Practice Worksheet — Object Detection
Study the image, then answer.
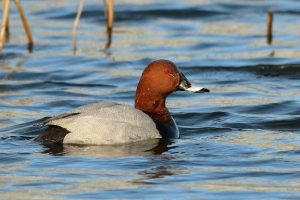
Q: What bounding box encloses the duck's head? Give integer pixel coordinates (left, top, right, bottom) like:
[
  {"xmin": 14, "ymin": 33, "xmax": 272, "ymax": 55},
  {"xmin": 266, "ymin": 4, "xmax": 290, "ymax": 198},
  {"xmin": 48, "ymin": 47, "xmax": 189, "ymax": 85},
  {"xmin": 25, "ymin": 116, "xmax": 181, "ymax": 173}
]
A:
[{"xmin": 135, "ymin": 60, "xmax": 209, "ymax": 99}]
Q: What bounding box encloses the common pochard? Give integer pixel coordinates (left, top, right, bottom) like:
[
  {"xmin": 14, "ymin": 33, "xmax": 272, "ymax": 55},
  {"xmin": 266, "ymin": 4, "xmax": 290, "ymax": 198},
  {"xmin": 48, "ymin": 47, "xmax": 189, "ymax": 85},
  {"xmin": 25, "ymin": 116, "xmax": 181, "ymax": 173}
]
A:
[{"xmin": 35, "ymin": 60, "xmax": 209, "ymax": 145}]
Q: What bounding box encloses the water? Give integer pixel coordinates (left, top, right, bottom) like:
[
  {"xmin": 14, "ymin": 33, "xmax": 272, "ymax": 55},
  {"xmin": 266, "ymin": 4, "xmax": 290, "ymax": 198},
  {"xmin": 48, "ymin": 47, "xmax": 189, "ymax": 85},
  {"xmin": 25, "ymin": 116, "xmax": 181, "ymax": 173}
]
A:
[{"xmin": 1, "ymin": 0, "xmax": 300, "ymax": 199}]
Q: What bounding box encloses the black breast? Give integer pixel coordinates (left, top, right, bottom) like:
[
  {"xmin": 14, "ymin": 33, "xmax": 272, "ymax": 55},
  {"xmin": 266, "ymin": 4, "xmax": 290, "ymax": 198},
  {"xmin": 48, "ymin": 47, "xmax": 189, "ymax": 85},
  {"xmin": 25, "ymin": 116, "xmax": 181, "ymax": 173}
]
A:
[{"xmin": 155, "ymin": 117, "xmax": 179, "ymax": 139}]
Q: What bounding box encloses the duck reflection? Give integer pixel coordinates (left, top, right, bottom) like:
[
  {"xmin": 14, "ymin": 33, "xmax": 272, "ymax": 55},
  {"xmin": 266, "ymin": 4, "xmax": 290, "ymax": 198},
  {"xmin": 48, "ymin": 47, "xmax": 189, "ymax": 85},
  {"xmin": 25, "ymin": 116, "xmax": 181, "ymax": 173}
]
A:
[
  {"xmin": 138, "ymin": 166, "xmax": 174, "ymax": 179},
  {"xmin": 133, "ymin": 163, "xmax": 185, "ymax": 185},
  {"xmin": 41, "ymin": 138, "xmax": 172, "ymax": 157}
]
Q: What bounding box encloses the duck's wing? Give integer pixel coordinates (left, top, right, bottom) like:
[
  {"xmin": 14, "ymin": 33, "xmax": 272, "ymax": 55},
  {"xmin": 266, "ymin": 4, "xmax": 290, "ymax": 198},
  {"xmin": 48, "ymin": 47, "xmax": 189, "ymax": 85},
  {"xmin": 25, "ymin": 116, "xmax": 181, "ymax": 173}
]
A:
[
  {"xmin": 39, "ymin": 102, "xmax": 120, "ymax": 126},
  {"xmin": 36, "ymin": 102, "xmax": 161, "ymax": 145},
  {"xmin": 41, "ymin": 112, "xmax": 80, "ymax": 125}
]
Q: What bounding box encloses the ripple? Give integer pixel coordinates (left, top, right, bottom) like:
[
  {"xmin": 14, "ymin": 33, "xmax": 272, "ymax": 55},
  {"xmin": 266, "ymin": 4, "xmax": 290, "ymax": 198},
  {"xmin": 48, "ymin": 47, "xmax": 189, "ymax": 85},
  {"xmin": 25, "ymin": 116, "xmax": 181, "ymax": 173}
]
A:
[{"xmin": 258, "ymin": 117, "xmax": 300, "ymax": 130}]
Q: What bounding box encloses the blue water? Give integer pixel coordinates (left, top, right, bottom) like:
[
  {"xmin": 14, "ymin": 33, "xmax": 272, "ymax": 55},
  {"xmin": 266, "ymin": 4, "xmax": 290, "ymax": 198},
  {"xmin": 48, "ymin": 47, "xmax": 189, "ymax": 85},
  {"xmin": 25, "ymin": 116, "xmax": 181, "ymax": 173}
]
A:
[{"xmin": 1, "ymin": 0, "xmax": 300, "ymax": 199}]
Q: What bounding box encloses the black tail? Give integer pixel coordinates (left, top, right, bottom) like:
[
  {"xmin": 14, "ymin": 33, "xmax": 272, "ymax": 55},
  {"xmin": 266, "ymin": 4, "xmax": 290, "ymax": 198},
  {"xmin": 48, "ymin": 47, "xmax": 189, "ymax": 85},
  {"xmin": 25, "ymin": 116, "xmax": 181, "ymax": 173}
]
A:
[{"xmin": 34, "ymin": 125, "xmax": 70, "ymax": 145}]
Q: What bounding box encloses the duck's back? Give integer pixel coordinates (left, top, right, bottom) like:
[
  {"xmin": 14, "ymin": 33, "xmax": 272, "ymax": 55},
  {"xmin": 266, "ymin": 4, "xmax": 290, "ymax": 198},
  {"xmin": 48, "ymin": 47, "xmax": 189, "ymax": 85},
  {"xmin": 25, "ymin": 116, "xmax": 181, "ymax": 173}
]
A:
[{"xmin": 37, "ymin": 102, "xmax": 161, "ymax": 145}]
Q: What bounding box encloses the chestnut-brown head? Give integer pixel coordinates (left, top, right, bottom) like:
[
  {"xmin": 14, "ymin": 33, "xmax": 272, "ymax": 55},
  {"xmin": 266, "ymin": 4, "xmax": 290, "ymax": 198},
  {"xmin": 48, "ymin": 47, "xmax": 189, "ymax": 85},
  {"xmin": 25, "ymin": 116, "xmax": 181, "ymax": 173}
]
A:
[
  {"xmin": 134, "ymin": 60, "xmax": 209, "ymax": 116},
  {"xmin": 137, "ymin": 60, "xmax": 181, "ymax": 97}
]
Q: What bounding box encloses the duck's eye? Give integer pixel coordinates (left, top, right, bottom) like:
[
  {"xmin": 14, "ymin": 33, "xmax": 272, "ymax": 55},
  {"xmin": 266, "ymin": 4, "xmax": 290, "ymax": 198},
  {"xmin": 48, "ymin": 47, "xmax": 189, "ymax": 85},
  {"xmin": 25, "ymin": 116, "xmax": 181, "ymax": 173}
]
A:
[{"xmin": 163, "ymin": 68, "xmax": 172, "ymax": 74}]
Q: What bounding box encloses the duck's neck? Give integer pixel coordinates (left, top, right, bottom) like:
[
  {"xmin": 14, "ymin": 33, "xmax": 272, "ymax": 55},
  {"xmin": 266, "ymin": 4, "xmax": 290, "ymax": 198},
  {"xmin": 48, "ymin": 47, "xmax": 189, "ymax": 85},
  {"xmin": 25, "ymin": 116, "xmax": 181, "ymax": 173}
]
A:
[{"xmin": 135, "ymin": 86, "xmax": 171, "ymax": 124}]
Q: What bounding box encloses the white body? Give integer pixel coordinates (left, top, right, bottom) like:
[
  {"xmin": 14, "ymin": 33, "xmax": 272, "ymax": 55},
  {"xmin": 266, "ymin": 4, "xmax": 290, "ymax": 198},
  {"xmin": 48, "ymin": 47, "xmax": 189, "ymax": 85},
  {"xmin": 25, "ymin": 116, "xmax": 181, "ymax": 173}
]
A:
[{"xmin": 45, "ymin": 102, "xmax": 161, "ymax": 145}]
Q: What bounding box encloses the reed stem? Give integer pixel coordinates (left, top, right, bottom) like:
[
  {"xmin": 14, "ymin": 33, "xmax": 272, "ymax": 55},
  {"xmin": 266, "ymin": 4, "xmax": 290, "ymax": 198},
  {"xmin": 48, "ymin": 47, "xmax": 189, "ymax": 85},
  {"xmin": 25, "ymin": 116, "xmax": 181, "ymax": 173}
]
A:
[
  {"xmin": 14, "ymin": 0, "xmax": 34, "ymax": 51},
  {"xmin": 72, "ymin": 0, "xmax": 85, "ymax": 53},
  {"xmin": 2, "ymin": 0, "xmax": 10, "ymax": 42},
  {"xmin": 105, "ymin": 0, "xmax": 114, "ymax": 48},
  {"xmin": 0, "ymin": 0, "xmax": 10, "ymax": 52},
  {"xmin": 267, "ymin": 10, "xmax": 273, "ymax": 45}
]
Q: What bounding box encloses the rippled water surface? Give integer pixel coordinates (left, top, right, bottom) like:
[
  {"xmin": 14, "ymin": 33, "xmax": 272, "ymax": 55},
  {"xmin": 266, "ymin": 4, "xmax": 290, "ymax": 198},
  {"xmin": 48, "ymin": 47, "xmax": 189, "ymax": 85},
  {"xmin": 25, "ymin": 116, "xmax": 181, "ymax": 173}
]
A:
[{"xmin": 1, "ymin": 0, "xmax": 300, "ymax": 199}]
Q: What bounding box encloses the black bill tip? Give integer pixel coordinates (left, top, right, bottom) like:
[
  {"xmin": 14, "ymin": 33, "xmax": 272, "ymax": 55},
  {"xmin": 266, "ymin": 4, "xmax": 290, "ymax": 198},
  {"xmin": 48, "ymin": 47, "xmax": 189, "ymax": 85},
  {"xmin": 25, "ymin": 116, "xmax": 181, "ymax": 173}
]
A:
[
  {"xmin": 195, "ymin": 88, "xmax": 210, "ymax": 93},
  {"xmin": 176, "ymin": 72, "xmax": 210, "ymax": 94}
]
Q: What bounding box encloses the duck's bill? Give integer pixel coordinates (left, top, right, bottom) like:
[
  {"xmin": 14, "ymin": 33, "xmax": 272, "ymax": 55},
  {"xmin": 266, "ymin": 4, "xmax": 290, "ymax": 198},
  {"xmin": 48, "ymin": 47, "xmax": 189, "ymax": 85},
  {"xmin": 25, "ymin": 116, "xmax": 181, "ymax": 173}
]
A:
[
  {"xmin": 177, "ymin": 84, "xmax": 210, "ymax": 93},
  {"xmin": 176, "ymin": 72, "xmax": 210, "ymax": 93},
  {"xmin": 184, "ymin": 86, "xmax": 210, "ymax": 93}
]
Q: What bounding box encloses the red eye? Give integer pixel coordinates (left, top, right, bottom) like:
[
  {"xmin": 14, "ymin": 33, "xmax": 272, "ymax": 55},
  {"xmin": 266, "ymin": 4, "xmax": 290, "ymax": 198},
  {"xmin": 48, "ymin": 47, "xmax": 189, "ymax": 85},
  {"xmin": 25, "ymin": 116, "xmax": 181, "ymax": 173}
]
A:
[{"xmin": 163, "ymin": 68, "xmax": 171, "ymax": 74}]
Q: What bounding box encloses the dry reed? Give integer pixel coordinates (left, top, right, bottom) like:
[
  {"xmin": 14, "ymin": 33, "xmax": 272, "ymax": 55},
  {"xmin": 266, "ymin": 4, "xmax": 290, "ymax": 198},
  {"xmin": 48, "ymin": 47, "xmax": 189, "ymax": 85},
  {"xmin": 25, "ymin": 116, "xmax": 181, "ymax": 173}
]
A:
[{"xmin": 267, "ymin": 10, "xmax": 273, "ymax": 45}]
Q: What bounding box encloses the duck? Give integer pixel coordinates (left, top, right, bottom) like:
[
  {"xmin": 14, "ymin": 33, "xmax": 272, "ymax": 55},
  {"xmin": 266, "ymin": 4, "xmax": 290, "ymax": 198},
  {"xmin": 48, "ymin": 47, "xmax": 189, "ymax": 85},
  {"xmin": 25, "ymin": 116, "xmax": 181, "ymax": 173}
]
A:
[{"xmin": 34, "ymin": 60, "xmax": 209, "ymax": 145}]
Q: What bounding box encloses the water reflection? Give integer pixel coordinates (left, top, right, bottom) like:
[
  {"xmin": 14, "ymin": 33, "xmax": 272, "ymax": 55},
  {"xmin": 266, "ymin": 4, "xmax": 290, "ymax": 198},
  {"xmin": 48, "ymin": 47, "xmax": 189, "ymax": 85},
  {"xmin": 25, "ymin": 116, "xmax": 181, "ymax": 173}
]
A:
[
  {"xmin": 40, "ymin": 138, "xmax": 171, "ymax": 157},
  {"xmin": 134, "ymin": 166, "xmax": 176, "ymax": 185},
  {"xmin": 139, "ymin": 166, "xmax": 174, "ymax": 179},
  {"xmin": 133, "ymin": 155, "xmax": 187, "ymax": 185}
]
